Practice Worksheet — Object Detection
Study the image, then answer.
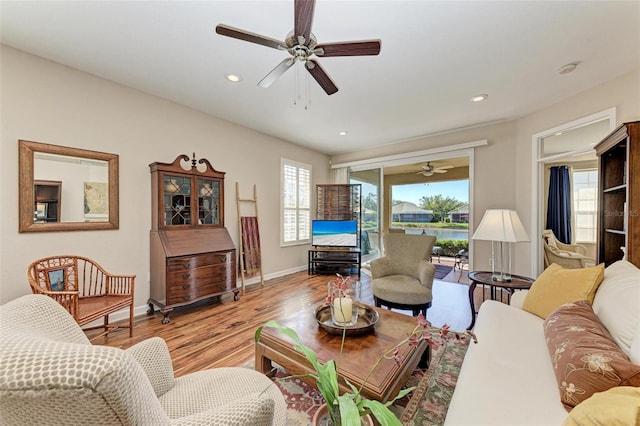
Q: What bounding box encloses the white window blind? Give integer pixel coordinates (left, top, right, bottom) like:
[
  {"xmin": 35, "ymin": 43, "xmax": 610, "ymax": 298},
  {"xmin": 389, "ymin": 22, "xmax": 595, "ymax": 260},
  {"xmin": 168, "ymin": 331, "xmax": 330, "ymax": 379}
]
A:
[
  {"xmin": 281, "ymin": 159, "xmax": 311, "ymax": 245},
  {"xmin": 573, "ymin": 169, "xmax": 598, "ymax": 243}
]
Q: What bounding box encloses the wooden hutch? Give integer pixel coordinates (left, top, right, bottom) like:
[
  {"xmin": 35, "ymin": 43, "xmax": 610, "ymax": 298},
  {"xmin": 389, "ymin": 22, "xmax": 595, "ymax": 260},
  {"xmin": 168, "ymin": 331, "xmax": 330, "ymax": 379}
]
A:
[
  {"xmin": 595, "ymin": 121, "xmax": 639, "ymax": 268},
  {"xmin": 148, "ymin": 154, "xmax": 237, "ymax": 324}
]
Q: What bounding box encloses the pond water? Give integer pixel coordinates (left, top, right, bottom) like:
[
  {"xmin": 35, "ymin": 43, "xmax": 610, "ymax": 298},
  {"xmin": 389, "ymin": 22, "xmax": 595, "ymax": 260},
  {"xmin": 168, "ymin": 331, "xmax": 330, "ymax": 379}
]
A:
[{"xmin": 405, "ymin": 228, "xmax": 469, "ymax": 241}]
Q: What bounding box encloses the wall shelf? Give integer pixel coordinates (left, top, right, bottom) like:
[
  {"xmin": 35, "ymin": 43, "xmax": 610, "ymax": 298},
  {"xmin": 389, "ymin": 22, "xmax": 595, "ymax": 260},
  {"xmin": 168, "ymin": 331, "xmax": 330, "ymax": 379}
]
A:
[{"xmin": 595, "ymin": 121, "xmax": 639, "ymax": 267}]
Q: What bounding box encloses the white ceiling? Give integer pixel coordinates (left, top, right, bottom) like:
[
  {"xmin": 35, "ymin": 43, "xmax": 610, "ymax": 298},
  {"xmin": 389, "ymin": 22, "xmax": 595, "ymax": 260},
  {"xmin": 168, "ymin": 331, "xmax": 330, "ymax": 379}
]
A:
[{"xmin": 1, "ymin": 1, "xmax": 639, "ymax": 155}]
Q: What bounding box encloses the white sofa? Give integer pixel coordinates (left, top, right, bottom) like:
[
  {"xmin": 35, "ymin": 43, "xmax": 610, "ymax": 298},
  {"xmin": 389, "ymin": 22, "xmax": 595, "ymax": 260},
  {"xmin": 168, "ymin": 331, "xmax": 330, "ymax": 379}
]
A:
[{"xmin": 445, "ymin": 260, "xmax": 640, "ymax": 425}]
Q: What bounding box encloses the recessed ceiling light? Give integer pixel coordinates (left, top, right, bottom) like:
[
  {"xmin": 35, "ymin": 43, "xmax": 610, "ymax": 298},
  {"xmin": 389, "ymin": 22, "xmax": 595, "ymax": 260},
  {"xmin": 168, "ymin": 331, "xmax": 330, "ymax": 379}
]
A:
[
  {"xmin": 470, "ymin": 94, "xmax": 488, "ymax": 102},
  {"xmin": 225, "ymin": 74, "xmax": 242, "ymax": 83},
  {"xmin": 338, "ymin": 131, "xmax": 348, "ymax": 136},
  {"xmin": 558, "ymin": 62, "xmax": 580, "ymax": 75}
]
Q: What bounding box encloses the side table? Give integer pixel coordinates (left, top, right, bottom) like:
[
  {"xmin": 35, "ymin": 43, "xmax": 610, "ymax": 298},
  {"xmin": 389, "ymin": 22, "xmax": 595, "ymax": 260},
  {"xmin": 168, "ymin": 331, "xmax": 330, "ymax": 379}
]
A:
[{"xmin": 467, "ymin": 271, "xmax": 535, "ymax": 330}]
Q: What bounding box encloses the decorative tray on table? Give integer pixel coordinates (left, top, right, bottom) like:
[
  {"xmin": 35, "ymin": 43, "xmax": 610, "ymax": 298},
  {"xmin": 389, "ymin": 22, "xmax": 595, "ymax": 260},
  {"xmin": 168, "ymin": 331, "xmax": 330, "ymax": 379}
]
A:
[{"xmin": 315, "ymin": 304, "xmax": 379, "ymax": 336}]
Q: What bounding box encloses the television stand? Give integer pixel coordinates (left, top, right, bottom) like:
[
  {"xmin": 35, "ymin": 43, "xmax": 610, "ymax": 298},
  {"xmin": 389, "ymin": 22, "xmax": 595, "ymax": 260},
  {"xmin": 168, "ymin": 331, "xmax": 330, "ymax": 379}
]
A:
[{"xmin": 308, "ymin": 248, "xmax": 361, "ymax": 276}]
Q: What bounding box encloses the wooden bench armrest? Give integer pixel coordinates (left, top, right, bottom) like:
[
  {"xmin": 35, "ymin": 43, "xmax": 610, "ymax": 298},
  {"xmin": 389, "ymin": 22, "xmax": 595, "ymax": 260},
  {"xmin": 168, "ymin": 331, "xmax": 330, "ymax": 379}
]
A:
[{"xmin": 106, "ymin": 274, "xmax": 136, "ymax": 296}]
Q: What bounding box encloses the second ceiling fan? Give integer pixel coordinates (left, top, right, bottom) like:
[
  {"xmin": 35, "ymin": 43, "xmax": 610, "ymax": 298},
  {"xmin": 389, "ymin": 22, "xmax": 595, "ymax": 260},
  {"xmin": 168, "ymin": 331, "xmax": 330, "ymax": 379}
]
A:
[
  {"xmin": 215, "ymin": 0, "xmax": 381, "ymax": 95},
  {"xmin": 417, "ymin": 162, "xmax": 454, "ymax": 177}
]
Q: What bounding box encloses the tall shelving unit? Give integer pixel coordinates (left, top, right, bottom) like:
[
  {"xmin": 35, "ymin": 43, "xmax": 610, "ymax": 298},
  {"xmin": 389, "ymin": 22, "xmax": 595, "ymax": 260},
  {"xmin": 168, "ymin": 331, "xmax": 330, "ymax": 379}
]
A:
[
  {"xmin": 310, "ymin": 184, "xmax": 362, "ymax": 275},
  {"xmin": 595, "ymin": 121, "xmax": 639, "ymax": 268}
]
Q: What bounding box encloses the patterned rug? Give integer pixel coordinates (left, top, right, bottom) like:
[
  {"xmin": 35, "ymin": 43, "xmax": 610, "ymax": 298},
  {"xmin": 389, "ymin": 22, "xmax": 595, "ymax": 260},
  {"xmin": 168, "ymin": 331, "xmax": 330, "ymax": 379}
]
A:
[{"xmin": 265, "ymin": 333, "xmax": 471, "ymax": 425}]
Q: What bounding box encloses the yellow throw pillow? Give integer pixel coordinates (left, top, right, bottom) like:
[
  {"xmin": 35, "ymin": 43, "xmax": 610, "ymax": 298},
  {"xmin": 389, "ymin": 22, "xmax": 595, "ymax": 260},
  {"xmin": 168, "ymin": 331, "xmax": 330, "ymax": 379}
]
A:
[
  {"xmin": 562, "ymin": 387, "xmax": 640, "ymax": 426},
  {"xmin": 523, "ymin": 263, "xmax": 604, "ymax": 319}
]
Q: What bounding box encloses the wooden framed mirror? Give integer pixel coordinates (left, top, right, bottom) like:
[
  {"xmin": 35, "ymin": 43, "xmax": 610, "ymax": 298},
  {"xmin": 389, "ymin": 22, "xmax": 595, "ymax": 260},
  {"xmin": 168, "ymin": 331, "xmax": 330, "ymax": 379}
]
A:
[{"xmin": 19, "ymin": 140, "xmax": 119, "ymax": 232}]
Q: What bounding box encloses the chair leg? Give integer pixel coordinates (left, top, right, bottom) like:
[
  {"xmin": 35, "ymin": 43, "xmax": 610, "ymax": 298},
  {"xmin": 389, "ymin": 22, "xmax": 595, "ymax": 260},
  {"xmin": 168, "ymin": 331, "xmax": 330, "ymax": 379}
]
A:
[{"xmin": 128, "ymin": 304, "xmax": 134, "ymax": 337}]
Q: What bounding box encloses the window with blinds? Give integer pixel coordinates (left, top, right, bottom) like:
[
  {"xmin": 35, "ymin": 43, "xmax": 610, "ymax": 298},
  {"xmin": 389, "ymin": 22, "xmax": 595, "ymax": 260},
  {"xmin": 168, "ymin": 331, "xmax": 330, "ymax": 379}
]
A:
[
  {"xmin": 281, "ymin": 158, "xmax": 311, "ymax": 245},
  {"xmin": 573, "ymin": 169, "xmax": 598, "ymax": 243}
]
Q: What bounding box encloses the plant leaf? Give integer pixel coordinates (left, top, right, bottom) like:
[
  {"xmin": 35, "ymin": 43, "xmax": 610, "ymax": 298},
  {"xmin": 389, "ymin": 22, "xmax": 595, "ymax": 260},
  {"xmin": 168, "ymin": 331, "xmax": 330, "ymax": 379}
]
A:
[
  {"xmin": 337, "ymin": 394, "xmax": 361, "ymax": 426},
  {"xmin": 385, "ymin": 386, "xmax": 416, "ymax": 405},
  {"xmin": 361, "ymin": 399, "xmax": 403, "ymax": 426}
]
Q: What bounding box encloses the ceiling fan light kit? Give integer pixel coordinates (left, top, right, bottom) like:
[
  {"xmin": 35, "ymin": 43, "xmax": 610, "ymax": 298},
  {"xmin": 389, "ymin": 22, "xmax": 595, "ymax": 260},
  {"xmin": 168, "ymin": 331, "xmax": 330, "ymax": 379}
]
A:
[{"xmin": 215, "ymin": 0, "xmax": 381, "ymax": 95}]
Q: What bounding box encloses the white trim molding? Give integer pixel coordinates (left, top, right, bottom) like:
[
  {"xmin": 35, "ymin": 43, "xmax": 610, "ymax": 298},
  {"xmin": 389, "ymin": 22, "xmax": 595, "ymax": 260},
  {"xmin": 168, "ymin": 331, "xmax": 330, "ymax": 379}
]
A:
[{"xmin": 331, "ymin": 139, "xmax": 488, "ymax": 170}]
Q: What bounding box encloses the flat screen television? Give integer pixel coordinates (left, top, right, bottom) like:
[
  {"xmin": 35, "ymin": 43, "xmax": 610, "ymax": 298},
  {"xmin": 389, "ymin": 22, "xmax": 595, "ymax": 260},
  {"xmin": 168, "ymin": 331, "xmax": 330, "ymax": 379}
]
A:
[{"xmin": 311, "ymin": 219, "xmax": 358, "ymax": 247}]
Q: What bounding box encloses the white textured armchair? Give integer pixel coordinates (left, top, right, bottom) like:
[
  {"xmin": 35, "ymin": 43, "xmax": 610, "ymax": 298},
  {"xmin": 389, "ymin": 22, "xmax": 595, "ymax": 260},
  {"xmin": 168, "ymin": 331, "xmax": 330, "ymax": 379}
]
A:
[
  {"xmin": 370, "ymin": 233, "xmax": 436, "ymax": 316},
  {"xmin": 542, "ymin": 229, "xmax": 595, "ymax": 269},
  {"xmin": 0, "ymin": 294, "xmax": 286, "ymax": 425}
]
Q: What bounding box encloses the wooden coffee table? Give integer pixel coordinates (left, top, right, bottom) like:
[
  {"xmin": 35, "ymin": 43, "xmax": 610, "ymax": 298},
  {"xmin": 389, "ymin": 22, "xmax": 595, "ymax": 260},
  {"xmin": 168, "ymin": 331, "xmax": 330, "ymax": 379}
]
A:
[{"xmin": 255, "ymin": 304, "xmax": 429, "ymax": 402}]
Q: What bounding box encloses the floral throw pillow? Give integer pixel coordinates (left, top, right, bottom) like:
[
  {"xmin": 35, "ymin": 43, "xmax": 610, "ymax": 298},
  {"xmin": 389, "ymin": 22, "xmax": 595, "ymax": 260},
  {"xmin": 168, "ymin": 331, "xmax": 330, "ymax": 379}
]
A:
[{"xmin": 543, "ymin": 300, "xmax": 640, "ymax": 411}]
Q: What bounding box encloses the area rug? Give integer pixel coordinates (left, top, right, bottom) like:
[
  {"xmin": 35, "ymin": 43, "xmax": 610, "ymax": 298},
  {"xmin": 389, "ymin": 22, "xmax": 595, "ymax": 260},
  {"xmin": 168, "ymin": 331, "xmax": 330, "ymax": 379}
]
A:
[
  {"xmin": 433, "ymin": 264, "xmax": 453, "ymax": 280},
  {"xmin": 260, "ymin": 332, "xmax": 470, "ymax": 425}
]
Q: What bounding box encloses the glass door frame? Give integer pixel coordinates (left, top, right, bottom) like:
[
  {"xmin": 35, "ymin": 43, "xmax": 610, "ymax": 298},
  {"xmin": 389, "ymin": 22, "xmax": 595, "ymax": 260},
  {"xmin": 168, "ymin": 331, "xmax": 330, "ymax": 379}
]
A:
[{"xmin": 349, "ymin": 166, "xmax": 383, "ymax": 264}]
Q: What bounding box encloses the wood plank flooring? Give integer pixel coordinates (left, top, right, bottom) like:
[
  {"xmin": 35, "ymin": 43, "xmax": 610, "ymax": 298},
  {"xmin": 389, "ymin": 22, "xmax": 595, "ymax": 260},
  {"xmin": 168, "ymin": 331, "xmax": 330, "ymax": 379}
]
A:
[{"xmin": 92, "ymin": 272, "xmax": 472, "ymax": 377}]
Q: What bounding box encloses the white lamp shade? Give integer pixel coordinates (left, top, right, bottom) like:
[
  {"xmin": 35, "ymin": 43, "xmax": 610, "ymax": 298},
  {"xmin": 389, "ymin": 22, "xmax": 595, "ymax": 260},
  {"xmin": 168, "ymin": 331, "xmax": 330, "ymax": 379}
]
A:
[{"xmin": 472, "ymin": 209, "xmax": 530, "ymax": 242}]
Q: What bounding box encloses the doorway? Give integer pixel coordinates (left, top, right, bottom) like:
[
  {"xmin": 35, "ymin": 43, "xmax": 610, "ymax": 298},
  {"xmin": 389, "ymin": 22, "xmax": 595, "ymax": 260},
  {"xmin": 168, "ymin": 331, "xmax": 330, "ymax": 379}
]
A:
[{"xmin": 531, "ymin": 108, "xmax": 616, "ymax": 275}]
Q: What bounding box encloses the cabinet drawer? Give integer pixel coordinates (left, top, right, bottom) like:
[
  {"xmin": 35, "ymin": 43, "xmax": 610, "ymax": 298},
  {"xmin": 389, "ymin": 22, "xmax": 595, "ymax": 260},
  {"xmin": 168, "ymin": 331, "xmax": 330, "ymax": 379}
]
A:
[
  {"xmin": 167, "ymin": 251, "xmax": 234, "ymax": 271},
  {"xmin": 167, "ymin": 281, "xmax": 232, "ymax": 305},
  {"xmin": 167, "ymin": 263, "xmax": 231, "ymax": 285}
]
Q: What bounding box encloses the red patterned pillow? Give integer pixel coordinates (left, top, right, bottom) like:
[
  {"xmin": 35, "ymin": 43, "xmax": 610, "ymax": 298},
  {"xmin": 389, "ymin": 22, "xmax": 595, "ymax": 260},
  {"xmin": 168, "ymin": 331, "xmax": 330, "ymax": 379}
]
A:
[{"xmin": 543, "ymin": 300, "xmax": 640, "ymax": 411}]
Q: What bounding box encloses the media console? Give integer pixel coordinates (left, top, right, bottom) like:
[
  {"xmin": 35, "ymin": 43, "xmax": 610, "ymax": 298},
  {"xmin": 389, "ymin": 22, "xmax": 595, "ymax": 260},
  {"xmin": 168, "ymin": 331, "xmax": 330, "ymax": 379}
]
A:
[{"xmin": 308, "ymin": 248, "xmax": 361, "ymax": 276}]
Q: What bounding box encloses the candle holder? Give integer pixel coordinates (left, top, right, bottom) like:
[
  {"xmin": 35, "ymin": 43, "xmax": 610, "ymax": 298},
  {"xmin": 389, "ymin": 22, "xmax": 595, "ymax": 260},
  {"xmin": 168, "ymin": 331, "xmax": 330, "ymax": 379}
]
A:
[{"xmin": 327, "ymin": 277, "xmax": 361, "ymax": 327}]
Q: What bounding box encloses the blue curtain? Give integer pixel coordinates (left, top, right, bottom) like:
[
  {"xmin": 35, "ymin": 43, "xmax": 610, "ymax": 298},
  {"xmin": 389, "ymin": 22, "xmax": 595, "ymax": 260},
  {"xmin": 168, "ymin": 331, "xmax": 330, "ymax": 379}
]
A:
[{"xmin": 546, "ymin": 166, "xmax": 572, "ymax": 244}]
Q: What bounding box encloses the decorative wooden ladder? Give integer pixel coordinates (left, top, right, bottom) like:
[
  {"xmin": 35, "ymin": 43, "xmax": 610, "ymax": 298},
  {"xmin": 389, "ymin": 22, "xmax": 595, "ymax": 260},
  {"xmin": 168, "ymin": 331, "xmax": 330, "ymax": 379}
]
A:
[{"xmin": 236, "ymin": 182, "xmax": 264, "ymax": 293}]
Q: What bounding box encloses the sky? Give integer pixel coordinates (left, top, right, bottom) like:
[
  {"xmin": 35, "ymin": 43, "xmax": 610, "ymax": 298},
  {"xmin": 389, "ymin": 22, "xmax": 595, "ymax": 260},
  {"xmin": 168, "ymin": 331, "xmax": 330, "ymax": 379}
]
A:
[{"xmin": 361, "ymin": 179, "xmax": 469, "ymax": 206}]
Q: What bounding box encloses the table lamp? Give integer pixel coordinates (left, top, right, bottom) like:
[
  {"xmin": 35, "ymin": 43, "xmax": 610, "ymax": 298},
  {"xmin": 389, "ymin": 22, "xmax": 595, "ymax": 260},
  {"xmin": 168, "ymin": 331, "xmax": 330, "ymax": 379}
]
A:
[{"xmin": 472, "ymin": 209, "xmax": 529, "ymax": 282}]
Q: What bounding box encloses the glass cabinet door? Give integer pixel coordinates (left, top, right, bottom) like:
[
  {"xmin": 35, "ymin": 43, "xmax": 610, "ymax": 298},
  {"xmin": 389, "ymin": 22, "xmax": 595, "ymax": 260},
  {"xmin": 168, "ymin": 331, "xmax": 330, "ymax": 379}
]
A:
[
  {"xmin": 197, "ymin": 178, "xmax": 220, "ymax": 225},
  {"xmin": 163, "ymin": 174, "xmax": 192, "ymax": 226}
]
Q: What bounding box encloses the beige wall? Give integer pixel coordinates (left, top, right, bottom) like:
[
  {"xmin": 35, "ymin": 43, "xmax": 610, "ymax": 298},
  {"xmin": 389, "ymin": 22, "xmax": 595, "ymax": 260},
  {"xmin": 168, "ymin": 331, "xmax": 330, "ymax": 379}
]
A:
[
  {"xmin": 0, "ymin": 45, "xmax": 330, "ymax": 308},
  {"xmin": 332, "ymin": 70, "xmax": 640, "ymax": 277}
]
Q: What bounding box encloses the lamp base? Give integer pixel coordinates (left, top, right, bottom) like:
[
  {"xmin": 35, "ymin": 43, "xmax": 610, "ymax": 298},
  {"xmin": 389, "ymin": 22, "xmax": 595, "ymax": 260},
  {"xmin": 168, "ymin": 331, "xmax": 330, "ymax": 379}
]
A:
[{"xmin": 492, "ymin": 273, "xmax": 512, "ymax": 282}]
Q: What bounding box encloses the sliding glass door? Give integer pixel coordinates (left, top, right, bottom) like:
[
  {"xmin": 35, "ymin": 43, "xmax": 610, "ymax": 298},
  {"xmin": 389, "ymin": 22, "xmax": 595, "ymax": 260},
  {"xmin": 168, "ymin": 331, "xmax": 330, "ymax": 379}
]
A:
[{"xmin": 349, "ymin": 168, "xmax": 382, "ymax": 264}]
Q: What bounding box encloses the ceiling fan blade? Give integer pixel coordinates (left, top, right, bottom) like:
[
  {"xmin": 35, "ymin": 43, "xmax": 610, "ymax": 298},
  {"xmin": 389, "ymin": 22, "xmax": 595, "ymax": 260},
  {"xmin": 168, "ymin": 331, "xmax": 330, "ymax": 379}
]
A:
[
  {"xmin": 258, "ymin": 58, "xmax": 295, "ymax": 88},
  {"xmin": 315, "ymin": 40, "xmax": 381, "ymax": 57},
  {"xmin": 294, "ymin": 0, "xmax": 315, "ymax": 46},
  {"xmin": 216, "ymin": 24, "xmax": 287, "ymax": 50},
  {"xmin": 433, "ymin": 170, "xmax": 449, "ymax": 174},
  {"xmin": 305, "ymin": 59, "xmax": 338, "ymax": 95},
  {"xmin": 438, "ymin": 165, "xmax": 454, "ymax": 170}
]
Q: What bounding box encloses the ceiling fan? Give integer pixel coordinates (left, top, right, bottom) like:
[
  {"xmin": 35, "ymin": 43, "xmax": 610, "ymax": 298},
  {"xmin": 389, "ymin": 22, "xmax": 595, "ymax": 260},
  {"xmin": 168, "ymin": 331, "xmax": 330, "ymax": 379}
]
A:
[
  {"xmin": 416, "ymin": 162, "xmax": 454, "ymax": 177},
  {"xmin": 215, "ymin": 0, "xmax": 381, "ymax": 95}
]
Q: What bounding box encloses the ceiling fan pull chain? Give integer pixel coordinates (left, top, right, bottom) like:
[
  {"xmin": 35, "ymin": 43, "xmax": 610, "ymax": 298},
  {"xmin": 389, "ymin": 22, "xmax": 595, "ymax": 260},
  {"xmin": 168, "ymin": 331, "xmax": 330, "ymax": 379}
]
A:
[
  {"xmin": 293, "ymin": 61, "xmax": 300, "ymax": 105},
  {"xmin": 305, "ymin": 70, "xmax": 311, "ymax": 110}
]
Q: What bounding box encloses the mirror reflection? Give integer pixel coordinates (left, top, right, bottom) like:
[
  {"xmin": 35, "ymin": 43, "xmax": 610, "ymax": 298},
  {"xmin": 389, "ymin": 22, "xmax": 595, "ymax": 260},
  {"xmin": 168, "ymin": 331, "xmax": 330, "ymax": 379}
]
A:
[
  {"xmin": 34, "ymin": 153, "xmax": 109, "ymax": 223},
  {"xmin": 19, "ymin": 140, "xmax": 119, "ymax": 233}
]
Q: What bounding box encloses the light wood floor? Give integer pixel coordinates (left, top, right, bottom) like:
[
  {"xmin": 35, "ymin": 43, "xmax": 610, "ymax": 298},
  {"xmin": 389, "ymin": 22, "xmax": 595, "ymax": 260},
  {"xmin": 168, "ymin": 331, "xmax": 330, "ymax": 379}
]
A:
[{"xmin": 92, "ymin": 271, "xmax": 472, "ymax": 377}]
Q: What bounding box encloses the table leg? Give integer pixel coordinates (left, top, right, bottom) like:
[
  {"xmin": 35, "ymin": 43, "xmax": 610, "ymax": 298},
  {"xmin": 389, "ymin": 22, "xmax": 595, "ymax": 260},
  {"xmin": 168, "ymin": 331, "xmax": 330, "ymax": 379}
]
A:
[
  {"xmin": 467, "ymin": 281, "xmax": 477, "ymax": 330},
  {"xmin": 254, "ymin": 342, "xmax": 277, "ymax": 377}
]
